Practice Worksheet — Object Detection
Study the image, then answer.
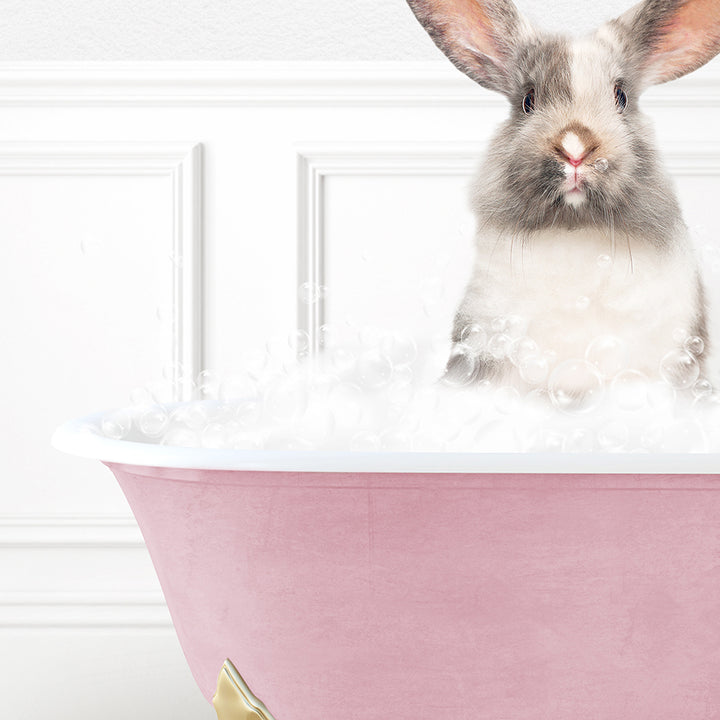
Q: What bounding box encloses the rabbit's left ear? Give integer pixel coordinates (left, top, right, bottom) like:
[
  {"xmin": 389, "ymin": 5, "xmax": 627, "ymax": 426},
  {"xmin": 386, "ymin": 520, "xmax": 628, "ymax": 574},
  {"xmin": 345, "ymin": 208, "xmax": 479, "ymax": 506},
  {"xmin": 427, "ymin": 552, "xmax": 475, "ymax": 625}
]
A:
[
  {"xmin": 405, "ymin": 0, "xmax": 531, "ymax": 96},
  {"xmin": 612, "ymin": 0, "xmax": 720, "ymax": 85}
]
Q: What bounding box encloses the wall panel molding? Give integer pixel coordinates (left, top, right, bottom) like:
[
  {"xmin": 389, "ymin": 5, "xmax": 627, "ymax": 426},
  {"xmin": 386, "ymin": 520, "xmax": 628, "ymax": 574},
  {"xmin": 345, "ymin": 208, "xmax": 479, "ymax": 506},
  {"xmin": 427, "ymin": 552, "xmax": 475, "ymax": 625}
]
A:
[
  {"xmin": 0, "ymin": 61, "xmax": 719, "ymax": 107},
  {"xmin": 0, "ymin": 142, "xmax": 203, "ymax": 399}
]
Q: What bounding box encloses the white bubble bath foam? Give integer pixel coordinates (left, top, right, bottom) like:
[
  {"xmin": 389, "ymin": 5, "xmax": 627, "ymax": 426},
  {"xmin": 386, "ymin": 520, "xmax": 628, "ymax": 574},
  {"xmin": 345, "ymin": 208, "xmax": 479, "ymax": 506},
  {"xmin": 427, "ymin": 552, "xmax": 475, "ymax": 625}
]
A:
[{"xmin": 92, "ymin": 314, "xmax": 720, "ymax": 456}]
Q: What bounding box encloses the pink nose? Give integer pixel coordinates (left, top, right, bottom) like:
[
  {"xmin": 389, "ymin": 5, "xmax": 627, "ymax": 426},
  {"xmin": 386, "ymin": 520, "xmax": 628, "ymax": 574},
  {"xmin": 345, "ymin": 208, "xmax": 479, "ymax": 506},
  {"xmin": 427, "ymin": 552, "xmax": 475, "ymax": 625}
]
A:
[{"xmin": 565, "ymin": 154, "xmax": 585, "ymax": 167}]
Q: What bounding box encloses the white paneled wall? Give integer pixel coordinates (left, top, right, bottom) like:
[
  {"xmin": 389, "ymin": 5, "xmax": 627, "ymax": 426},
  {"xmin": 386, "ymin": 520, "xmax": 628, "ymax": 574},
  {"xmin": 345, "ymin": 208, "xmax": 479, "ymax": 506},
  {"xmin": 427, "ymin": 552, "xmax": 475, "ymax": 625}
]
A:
[{"xmin": 2, "ymin": 62, "xmax": 720, "ymax": 719}]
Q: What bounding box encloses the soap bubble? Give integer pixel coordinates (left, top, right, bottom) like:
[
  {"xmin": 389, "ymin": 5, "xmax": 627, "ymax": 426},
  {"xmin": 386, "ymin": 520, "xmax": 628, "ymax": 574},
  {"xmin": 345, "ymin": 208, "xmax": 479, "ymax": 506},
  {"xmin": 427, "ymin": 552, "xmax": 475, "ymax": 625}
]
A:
[
  {"xmin": 525, "ymin": 428, "xmax": 565, "ymax": 452},
  {"xmin": 597, "ymin": 420, "xmax": 629, "ymax": 451},
  {"xmin": 379, "ymin": 333, "xmax": 417, "ymax": 367},
  {"xmin": 594, "ymin": 157, "xmax": 609, "ymax": 173},
  {"xmin": 201, "ymin": 422, "xmax": 229, "ymax": 449},
  {"xmin": 509, "ymin": 337, "xmax": 538, "ymax": 366},
  {"xmin": 692, "ymin": 378, "xmax": 713, "ymax": 400},
  {"xmin": 101, "ymin": 409, "xmax": 133, "ymax": 440},
  {"xmin": 350, "ymin": 431, "xmax": 381, "ymax": 452},
  {"xmin": 491, "ymin": 316, "xmax": 507, "ymax": 333},
  {"xmin": 196, "ymin": 370, "xmax": 221, "ymax": 400},
  {"xmin": 329, "ymin": 347, "xmax": 356, "ymax": 375},
  {"xmin": 519, "ymin": 353, "xmax": 550, "ymax": 386},
  {"xmin": 460, "ymin": 323, "xmax": 487, "ymax": 353},
  {"xmin": 575, "ymin": 295, "xmax": 590, "ymax": 312},
  {"xmin": 672, "ymin": 327, "xmax": 689, "ymax": 344},
  {"xmin": 161, "ymin": 427, "xmax": 199, "ymax": 448},
  {"xmin": 566, "ymin": 427, "xmax": 594, "ymax": 453},
  {"xmin": 357, "ymin": 350, "xmax": 393, "ymax": 389},
  {"xmin": 233, "ymin": 399, "xmax": 262, "ymax": 430},
  {"xmin": 488, "ymin": 333, "xmax": 512, "ymax": 360},
  {"xmin": 290, "ymin": 329, "xmax": 311, "ymax": 357},
  {"xmin": 548, "ymin": 359, "xmax": 604, "ymax": 414},
  {"xmin": 659, "ymin": 349, "xmax": 700, "ymax": 390},
  {"xmin": 442, "ymin": 344, "xmax": 478, "ymax": 387},
  {"xmin": 585, "ymin": 335, "xmax": 628, "ymax": 378},
  {"xmin": 137, "ymin": 404, "xmax": 170, "ymax": 438},
  {"xmin": 597, "ymin": 254, "xmax": 612, "ymax": 269},
  {"xmin": 684, "ymin": 335, "xmax": 705, "ymax": 357},
  {"xmin": 298, "ymin": 281, "xmax": 327, "ymax": 304}
]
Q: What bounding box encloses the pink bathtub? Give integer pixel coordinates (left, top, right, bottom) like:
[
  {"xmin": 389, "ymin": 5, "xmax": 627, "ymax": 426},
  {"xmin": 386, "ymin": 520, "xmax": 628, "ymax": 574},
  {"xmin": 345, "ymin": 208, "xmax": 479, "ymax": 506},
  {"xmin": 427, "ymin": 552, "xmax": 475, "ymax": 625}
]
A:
[{"xmin": 53, "ymin": 414, "xmax": 720, "ymax": 719}]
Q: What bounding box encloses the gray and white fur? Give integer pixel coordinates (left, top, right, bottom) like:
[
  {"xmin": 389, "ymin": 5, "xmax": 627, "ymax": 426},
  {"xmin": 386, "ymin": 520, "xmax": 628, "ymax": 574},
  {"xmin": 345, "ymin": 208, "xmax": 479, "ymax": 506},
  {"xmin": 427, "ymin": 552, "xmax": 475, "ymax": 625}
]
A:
[{"xmin": 405, "ymin": 0, "xmax": 720, "ymax": 389}]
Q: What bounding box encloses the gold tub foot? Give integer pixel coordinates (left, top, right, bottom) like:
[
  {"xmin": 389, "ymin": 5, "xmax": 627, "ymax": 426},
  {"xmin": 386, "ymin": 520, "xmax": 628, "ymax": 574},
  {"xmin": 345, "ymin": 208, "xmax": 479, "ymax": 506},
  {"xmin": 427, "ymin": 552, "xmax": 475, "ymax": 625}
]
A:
[{"xmin": 212, "ymin": 659, "xmax": 277, "ymax": 720}]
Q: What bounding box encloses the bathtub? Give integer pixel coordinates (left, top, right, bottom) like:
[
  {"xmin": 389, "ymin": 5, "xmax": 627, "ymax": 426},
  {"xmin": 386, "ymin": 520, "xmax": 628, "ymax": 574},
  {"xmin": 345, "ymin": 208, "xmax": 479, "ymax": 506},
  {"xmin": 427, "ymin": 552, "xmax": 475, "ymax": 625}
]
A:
[{"xmin": 53, "ymin": 411, "xmax": 720, "ymax": 719}]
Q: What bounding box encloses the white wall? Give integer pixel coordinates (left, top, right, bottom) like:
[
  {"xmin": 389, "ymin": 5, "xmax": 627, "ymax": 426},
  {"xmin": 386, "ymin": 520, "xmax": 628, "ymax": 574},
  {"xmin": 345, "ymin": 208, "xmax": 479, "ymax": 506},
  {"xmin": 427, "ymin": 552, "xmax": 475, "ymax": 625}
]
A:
[
  {"xmin": 1, "ymin": 60, "xmax": 720, "ymax": 720},
  {"xmin": 1, "ymin": 0, "xmax": 634, "ymax": 61}
]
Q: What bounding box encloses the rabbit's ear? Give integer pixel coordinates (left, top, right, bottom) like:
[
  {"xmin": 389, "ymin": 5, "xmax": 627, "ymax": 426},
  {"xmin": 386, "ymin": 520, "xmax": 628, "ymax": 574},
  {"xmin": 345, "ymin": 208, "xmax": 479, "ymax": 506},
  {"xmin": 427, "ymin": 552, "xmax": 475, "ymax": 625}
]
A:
[
  {"xmin": 406, "ymin": 0, "xmax": 530, "ymax": 95},
  {"xmin": 612, "ymin": 0, "xmax": 720, "ymax": 85}
]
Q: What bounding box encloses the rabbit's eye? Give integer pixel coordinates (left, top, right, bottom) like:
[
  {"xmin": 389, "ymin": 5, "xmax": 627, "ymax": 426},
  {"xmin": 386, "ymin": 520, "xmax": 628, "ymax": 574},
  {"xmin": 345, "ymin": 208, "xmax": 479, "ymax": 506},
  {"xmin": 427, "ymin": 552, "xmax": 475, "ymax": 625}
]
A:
[
  {"xmin": 522, "ymin": 88, "xmax": 535, "ymax": 114},
  {"xmin": 614, "ymin": 84, "xmax": 628, "ymax": 112}
]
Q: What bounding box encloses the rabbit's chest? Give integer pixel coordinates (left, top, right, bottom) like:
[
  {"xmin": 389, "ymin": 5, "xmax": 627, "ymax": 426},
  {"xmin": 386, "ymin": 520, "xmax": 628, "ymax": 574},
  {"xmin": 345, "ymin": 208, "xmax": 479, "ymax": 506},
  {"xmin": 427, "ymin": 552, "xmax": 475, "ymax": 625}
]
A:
[{"xmin": 469, "ymin": 230, "xmax": 698, "ymax": 370}]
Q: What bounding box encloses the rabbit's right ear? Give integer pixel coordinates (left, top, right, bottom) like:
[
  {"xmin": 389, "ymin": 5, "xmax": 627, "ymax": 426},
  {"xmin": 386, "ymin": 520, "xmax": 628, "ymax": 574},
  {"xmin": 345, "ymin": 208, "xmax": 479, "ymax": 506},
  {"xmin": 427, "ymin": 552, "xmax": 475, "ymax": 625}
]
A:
[{"xmin": 405, "ymin": 0, "xmax": 530, "ymax": 96}]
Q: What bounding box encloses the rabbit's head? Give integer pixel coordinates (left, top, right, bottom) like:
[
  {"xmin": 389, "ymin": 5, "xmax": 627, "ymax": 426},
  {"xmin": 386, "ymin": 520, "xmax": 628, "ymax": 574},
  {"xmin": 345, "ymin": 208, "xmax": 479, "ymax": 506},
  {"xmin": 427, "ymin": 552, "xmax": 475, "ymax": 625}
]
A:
[{"xmin": 406, "ymin": 0, "xmax": 720, "ymax": 242}]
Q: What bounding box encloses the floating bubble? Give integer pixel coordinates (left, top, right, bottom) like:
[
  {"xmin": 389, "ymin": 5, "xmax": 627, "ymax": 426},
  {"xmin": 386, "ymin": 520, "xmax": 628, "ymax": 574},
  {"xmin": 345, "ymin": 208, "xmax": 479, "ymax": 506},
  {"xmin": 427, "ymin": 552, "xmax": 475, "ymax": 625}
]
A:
[
  {"xmin": 597, "ymin": 420, "xmax": 629, "ymax": 451},
  {"xmin": 684, "ymin": 335, "xmax": 705, "ymax": 357},
  {"xmin": 460, "ymin": 323, "xmax": 487, "ymax": 353},
  {"xmin": 380, "ymin": 333, "xmax": 418, "ymax": 367},
  {"xmin": 298, "ymin": 281, "xmax": 327, "ymax": 304},
  {"xmin": 488, "ymin": 333, "xmax": 512, "ymax": 360},
  {"xmin": 692, "ymin": 378, "xmax": 713, "ymax": 400},
  {"xmin": 659, "ymin": 349, "xmax": 700, "ymax": 390},
  {"xmin": 597, "ymin": 253, "xmax": 612, "ymax": 269},
  {"xmin": 519, "ymin": 353, "xmax": 550, "ymax": 386},
  {"xmin": 357, "ymin": 349, "xmax": 393, "ymax": 390},
  {"xmin": 160, "ymin": 427, "xmax": 199, "ymax": 448},
  {"xmin": 491, "ymin": 316, "xmax": 507, "ymax": 333},
  {"xmin": 137, "ymin": 404, "xmax": 170, "ymax": 438},
  {"xmin": 101, "ymin": 409, "xmax": 132, "ymax": 440},
  {"xmin": 509, "ymin": 337, "xmax": 538, "ymax": 366},
  {"xmin": 548, "ymin": 359, "xmax": 604, "ymax": 414},
  {"xmin": 585, "ymin": 335, "xmax": 628, "ymax": 378},
  {"xmin": 442, "ymin": 344, "xmax": 477, "ymax": 387},
  {"xmin": 594, "ymin": 157, "xmax": 609, "ymax": 173},
  {"xmin": 201, "ymin": 421, "xmax": 229, "ymax": 449},
  {"xmin": 330, "ymin": 347, "xmax": 356, "ymax": 375},
  {"xmin": 566, "ymin": 427, "xmax": 594, "ymax": 453},
  {"xmin": 196, "ymin": 370, "xmax": 221, "ymax": 400},
  {"xmin": 290, "ymin": 329, "xmax": 311, "ymax": 357}
]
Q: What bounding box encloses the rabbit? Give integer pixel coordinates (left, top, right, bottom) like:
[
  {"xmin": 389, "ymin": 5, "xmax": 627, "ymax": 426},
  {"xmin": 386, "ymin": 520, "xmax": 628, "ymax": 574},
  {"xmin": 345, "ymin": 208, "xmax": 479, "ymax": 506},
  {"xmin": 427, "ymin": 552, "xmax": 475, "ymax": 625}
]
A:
[{"xmin": 405, "ymin": 0, "xmax": 719, "ymax": 394}]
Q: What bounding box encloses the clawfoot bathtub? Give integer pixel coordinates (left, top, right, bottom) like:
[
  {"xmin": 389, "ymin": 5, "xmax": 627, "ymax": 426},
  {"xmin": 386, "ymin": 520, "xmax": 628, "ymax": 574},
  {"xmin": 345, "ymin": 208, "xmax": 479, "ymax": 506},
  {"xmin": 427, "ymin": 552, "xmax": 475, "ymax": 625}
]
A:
[{"xmin": 53, "ymin": 414, "xmax": 720, "ymax": 719}]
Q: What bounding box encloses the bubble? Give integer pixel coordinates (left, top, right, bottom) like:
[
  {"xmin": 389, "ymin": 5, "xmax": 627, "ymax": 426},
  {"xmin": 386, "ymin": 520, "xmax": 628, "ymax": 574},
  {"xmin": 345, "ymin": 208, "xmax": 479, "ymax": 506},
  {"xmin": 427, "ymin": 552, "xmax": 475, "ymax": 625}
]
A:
[
  {"xmin": 585, "ymin": 335, "xmax": 628, "ymax": 378},
  {"xmin": 488, "ymin": 333, "xmax": 512, "ymax": 360},
  {"xmin": 576, "ymin": 295, "xmax": 591, "ymax": 312},
  {"xmin": 460, "ymin": 324, "xmax": 487, "ymax": 353},
  {"xmin": 201, "ymin": 421, "xmax": 229, "ymax": 449},
  {"xmin": 137, "ymin": 404, "xmax": 170, "ymax": 438},
  {"xmin": 519, "ymin": 353, "xmax": 550, "ymax": 386},
  {"xmin": 330, "ymin": 347, "xmax": 356, "ymax": 375},
  {"xmin": 548, "ymin": 359, "xmax": 604, "ymax": 414},
  {"xmin": 233, "ymin": 399, "xmax": 262, "ymax": 429},
  {"xmin": 290, "ymin": 329, "xmax": 311, "ymax": 357},
  {"xmin": 684, "ymin": 335, "xmax": 705, "ymax": 357},
  {"xmin": 357, "ymin": 349, "xmax": 393, "ymax": 390},
  {"xmin": 594, "ymin": 157, "xmax": 609, "ymax": 173},
  {"xmin": 171, "ymin": 401, "xmax": 212, "ymax": 430},
  {"xmin": 196, "ymin": 370, "xmax": 220, "ymax": 400},
  {"xmin": 504, "ymin": 315, "xmax": 528, "ymax": 339},
  {"xmin": 597, "ymin": 420, "xmax": 629, "ymax": 451},
  {"xmin": 566, "ymin": 427, "xmax": 594, "ymax": 453},
  {"xmin": 658, "ymin": 419, "xmax": 708, "ymax": 453},
  {"xmin": 101, "ymin": 409, "xmax": 132, "ymax": 440},
  {"xmin": 379, "ymin": 333, "xmax": 418, "ymax": 367},
  {"xmin": 692, "ymin": 378, "xmax": 713, "ymax": 400},
  {"xmin": 380, "ymin": 429, "xmax": 414, "ymax": 451},
  {"xmin": 329, "ymin": 384, "xmax": 365, "ymax": 431},
  {"xmin": 597, "ymin": 254, "xmax": 612, "ymax": 269},
  {"xmin": 298, "ymin": 281, "xmax": 327, "ymax": 304},
  {"xmin": 526, "ymin": 428, "xmax": 565, "ymax": 452},
  {"xmin": 491, "ymin": 316, "xmax": 507, "ymax": 333},
  {"xmin": 659, "ymin": 349, "xmax": 700, "ymax": 390},
  {"xmin": 442, "ymin": 344, "xmax": 477, "ymax": 387},
  {"xmin": 509, "ymin": 336, "xmax": 538, "ymax": 366},
  {"xmin": 611, "ymin": 369, "xmax": 649, "ymax": 411}
]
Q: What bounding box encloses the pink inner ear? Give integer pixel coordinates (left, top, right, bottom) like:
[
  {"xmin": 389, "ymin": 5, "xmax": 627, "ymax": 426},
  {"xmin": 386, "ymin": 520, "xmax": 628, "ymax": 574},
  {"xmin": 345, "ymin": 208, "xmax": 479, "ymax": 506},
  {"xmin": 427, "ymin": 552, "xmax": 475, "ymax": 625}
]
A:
[{"xmin": 649, "ymin": 0, "xmax": 720, "ymax": 83}]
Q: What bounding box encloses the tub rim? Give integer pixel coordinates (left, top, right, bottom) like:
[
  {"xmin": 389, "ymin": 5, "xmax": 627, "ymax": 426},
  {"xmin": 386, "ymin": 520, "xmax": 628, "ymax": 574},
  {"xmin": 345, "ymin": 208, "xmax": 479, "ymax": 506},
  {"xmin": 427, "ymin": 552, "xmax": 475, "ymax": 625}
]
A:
[{"xmin": 52, "ymin": 409, "xmax": 720, "ymax": 474}]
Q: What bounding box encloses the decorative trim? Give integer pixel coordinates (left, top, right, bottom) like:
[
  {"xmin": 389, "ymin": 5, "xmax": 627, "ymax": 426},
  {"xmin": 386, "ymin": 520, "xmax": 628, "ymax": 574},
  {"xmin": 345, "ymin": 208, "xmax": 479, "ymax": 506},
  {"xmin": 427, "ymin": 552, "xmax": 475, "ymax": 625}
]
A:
[
  {"xmin": 296, "ymin": 143, "xmax": 481, "ymax": 351},
  {"xmin": 0, "ymin": 592, "xmax": 171, "ymax": 629},
  {"xmin": 0, "ymin": 515, "xmax": 172, "ymax": 629},
  {"xmin": 0, "ymin": 61, "xmax": 718, "ymax": 107},
  {"xmin": 0, "ymin": 142, "xmax": 203, "ymax": 400},
  {"xmin": 0, "ymin": 514, "xmax": 142, "ymax": 548}
]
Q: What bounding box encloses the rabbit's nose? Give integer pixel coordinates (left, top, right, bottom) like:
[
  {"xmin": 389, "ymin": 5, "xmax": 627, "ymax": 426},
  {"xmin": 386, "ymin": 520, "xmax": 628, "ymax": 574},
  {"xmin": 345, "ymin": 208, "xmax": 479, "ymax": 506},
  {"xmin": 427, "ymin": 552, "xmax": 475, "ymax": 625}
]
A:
[{"xmin": 554, "ymin": 126, "xmax": 599, "ymax": 167}]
